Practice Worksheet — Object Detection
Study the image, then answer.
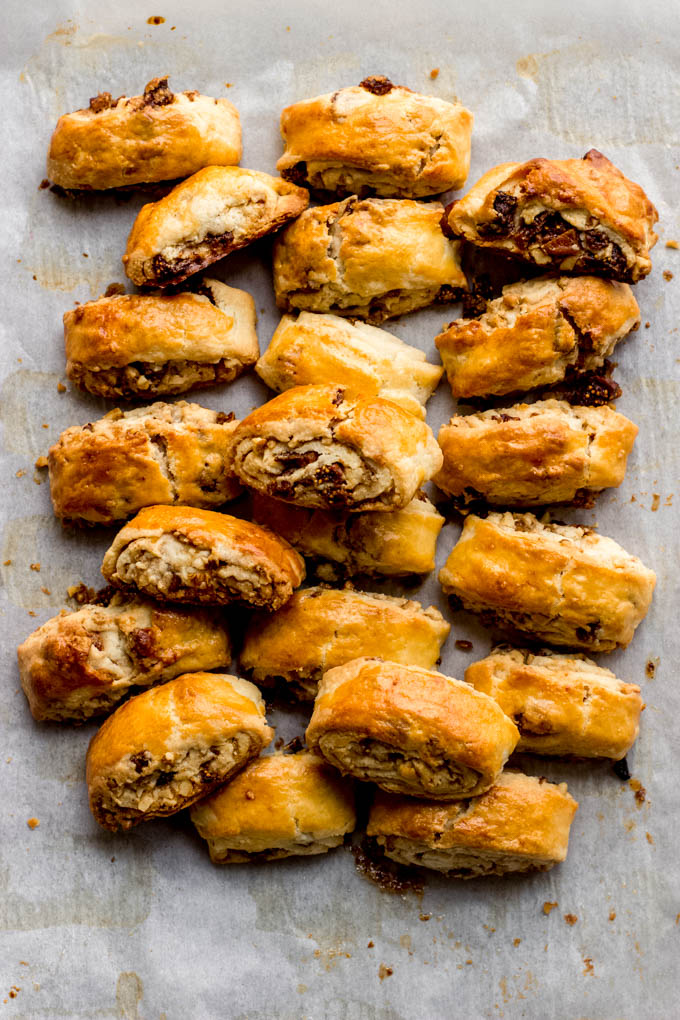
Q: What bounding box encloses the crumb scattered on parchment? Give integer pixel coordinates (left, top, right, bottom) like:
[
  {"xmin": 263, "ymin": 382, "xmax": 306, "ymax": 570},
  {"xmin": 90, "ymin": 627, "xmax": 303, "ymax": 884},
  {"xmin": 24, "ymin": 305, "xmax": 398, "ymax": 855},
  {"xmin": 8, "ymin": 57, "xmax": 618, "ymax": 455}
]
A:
[
  {"xmin": 367, "ymin": 940, "xmax": 374, "ymax": 948},
  {"xmin": 646, "ymin": 657, "xmax": 659, "ymax": 679},
  {"xmin": 104, "ymin": 282, "xmax": 126, "ymax": 297},
  {"xmin": 8, "ymin": 987, "xmax": 21, "ymax": 999},
  {"xmin": 67, "ymin": 583, "xmax": 97, "ymax": 604},
  {"xmin": 27, "ymin": 611, "xmax": 36, "ymax": 617},
  {"xmin": 224, "ymin": 83, "xmax": 233, "ymax": 88},
  {"xmin": 39, "ymin": 179, "xmax": 50, "ymax": 190},
  {"xmin": 629, "ymin": 779, "xmax": 647, "ymax": 806},
  {"xmin": 666, "ymin": 240, "xmax": 679, "ymax": 249},
  {"xmin": 419, "ymin": 912, "xmax": 431, "ymax": 921},
  {"xmin": 676, "ymin": 913, "xmax": 680, "ymax": 925},
  {"xmin": 30, "ymin": 563, "xmax": 40, "ymax": 572},
  {"xmin": 663, "ymin": 270, "xmax": 674, "ymax": 281},
  {"xmin": 430, "ymin": 68, "xmax": 440, "ymax": 79},
  {"xmin": 40, "ymin": 587, "xmax": 51, "ymax": 596},
  {"xmin": 41, "ymin": 423, "xmax": 49, "ymax": 429},
  {"xmin": 609, "ymin": 910, "xmax": 616, "ymax": 921},
  {"xmin": 583, "ymin": 957, "xmax": 594, "ymax": 976},
  {"xmin": 15, "ymin": 469, "xmax": 26, "ymax": 479},
  {"xmin": 543, "ymin": 901, "xmax": 558, "ymax": 915},
  {"xmin": 27, "ymin": 818, "xmax": 39, "ymax": 830},
  {"xmin": 645, "ymin": 321, "xmax": 650, "ymax": 328},
  {"xmin": 378, "ymin": 964, "xmax": 393, "ymax": 980},
  {"xmin": 513, "ymin": 938, "xmax": 521, "ymax": 947},
  {"xmin": 82, "ymin": 252, "xmax": 89, "ymax": 258},
  {"xmin": 35, "ymin": 456, "xmax": 48, "ymax": 469},
  {"xmin": 564, "ymin": 914, "xmax": 578, "ymax": 926},
  {"xmin": 651, "ymin": 493, "xmax": 660, "ymax": 511},
  {"xmin": 455, "ymin": 639, "xmax": 473, "ymax": 651},
  {"xmin": 57, "ymin": 382, "xmax": 66, "ymax": 393},
  {"xmin": 147, "ymin": 15, "xmax": 165, "ymax": 24},
  {"xmin": 646, "ymin": 832, "xmax": 654, "ymax": 845},
  {"xmin": 3, "ymin": 559, "xmax": 11, "ymax": 566}
]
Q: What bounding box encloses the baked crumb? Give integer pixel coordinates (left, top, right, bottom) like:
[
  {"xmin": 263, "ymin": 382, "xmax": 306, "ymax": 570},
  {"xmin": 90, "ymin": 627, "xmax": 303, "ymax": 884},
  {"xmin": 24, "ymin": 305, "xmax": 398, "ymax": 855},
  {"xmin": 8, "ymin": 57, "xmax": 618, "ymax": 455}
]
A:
[
  {"xmin": 378, "ymin": 964, "xmax": 393, "ymax": 980},
  {"xmin": 34, "ymin": 456, "xmax": 48, "ymax": 469},
  {"xmin": 564, "ymin": 913, "xmax": 578, "ymax": 926},
  {"xmin": 30, "ymin": 563, "xmax": 40, "ymax": 572},
  {"xmin": 543, "ymin": 901, "xmax": 558, "ymax": 915},
  {"xmin": 40, "ymin": 586, "xmax": 51, "ymax": 596},
  {"xmin": 15, "ymin": 469, "xmax": 25, "ymax": 478},
  {"xmin": 513, "ymin": 938, "xmax": 521, "ymax": 946},
  {"xmin": 147, "ymin": 15, "xmax": 165, "ymax": 24},
  {"xmin": 3, "ymin": 559, "xmax": 11, "ymax": 566},
  {"xmin": 430, "ymin": 68, "xmax": 440, "ymax": 79},
  {"xmin": 27, "ymin": 818, "xmax": 40, "ymax": 829},
  {"xmin": 608, "ymin": 910, "xmax": 616, "ymax": 921},
  {"xmin": 663, "ymin": 270, "xmax": 673, "ymax": 281},
  {"xmin": 454, "ymin": 639, "xmax": 473, "ymax": 651},
  {"xmin": 666, "ymin": 240, "xmax": 679, "ymax": 249}
]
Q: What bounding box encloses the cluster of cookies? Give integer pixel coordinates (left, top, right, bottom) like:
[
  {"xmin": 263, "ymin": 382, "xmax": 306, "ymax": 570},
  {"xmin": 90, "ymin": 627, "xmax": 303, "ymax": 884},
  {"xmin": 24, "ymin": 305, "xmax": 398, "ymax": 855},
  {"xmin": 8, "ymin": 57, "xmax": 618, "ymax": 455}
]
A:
[{"xmin": 18, "ymin": 75, "xmax": 657, "ymax": 878}]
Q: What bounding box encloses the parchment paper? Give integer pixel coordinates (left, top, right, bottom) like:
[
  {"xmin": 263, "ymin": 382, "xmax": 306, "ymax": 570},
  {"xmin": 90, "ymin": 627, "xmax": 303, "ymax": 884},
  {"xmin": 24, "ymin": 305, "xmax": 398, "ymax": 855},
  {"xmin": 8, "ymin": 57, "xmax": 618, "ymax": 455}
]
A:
[{"xmin": 1, "ymin": 1, "xmax": 678, "ymax": 1017}]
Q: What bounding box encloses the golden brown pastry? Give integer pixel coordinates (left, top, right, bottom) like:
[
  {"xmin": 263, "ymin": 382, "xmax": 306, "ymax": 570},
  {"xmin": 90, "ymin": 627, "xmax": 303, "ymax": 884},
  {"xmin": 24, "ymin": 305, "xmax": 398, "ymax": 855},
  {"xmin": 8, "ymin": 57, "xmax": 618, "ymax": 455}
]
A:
[
  {"xmin": 190, "ymin": 751, "xmax": 356, "ymax": 862},
  {"xmin": 277, "ymin": 76, "xmax": 473, "ymax": 198},
  {"xmin": 465, "ymin": 646, "xmax": 643, "ymax": 759},
  {"xmin": 273, "ymin": 196, "xmax": 468, "ymax": 323},
  {"xmin": 367, "ymin": 772, "xmax": 578, "ymax": 877},
  {"xmin": 123, "ymin": 166, "xmax": 309, "ymax": 287},
  {"xmin": 86, "ymin": 672, "xmax": 273, "ymax": 831},
  {"xmin": 17, "ymin": 593, "xmax": 231, "ymax": 723},
  {"xmin": 240, "ymin": 587, "xmax": 450, "ymax": 700},
  {"xmin": 64, "ymin": 279, "xmax": 259, "ymax": 400},
  {"xmin": 435, "ymin": 275, "xmax": 640, "ymax": 399},
  {"xmin": 230, "ymin": 384, "xmax": 442, "ymax": 511},
  {"xmin": 256, "ymin": 312, "xmax": 443, "ymax": 418},
  {"xmin": 443, "ymin": 150, "xmax": 658, "ymax": 282},
  {"xmin": 47, "ymin": 77, "xmax": 241, "ymax": 191},
  {"xmin": 435, "ymin": 398, "xmax": 638, "ymax": 509},
  {"xmin": 101, "ymin": 506, "xmax": 305, "ymax": 609},
  {"xmin": 306, "ymin": 658, "xmax": 519, "ymax": 799},
  {"xmin": 439, "ymin": 512, "xmax": 656, "ymax": 652},
  {"xmin": 251, "ymin": 491, "xmax": 444, "ymax": 579},
  {"xmin": 48, "ymin": 402, "xmax": 241, "ymax": 526}
]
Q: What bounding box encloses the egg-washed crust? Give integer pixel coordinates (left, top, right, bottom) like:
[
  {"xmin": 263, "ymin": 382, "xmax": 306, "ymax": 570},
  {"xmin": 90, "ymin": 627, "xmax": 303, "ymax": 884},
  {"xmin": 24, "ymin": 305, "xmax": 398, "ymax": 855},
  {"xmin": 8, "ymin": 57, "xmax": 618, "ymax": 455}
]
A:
[
  {"xmin": 190, "ymin": 751, "xmax": 356, "ymax": 863},
  {"xmin": 64, "ymin": 279, "xmax": 259, "ymax": 400},
  {"xmin": 256, "ymin": 311, "xmax": 443, "ymax": 419},
  {"xmin": 306, "ymin": 658, "xmax": 519, "ymax": 800},
  {"xmin": 17, "ymin": 594, "xmax": 231, "ymax": 723},
  {"xmin": 465, "ymin": 646, "xmax": 643, "ymax": 759},
  {"xmin": 273, "ymin": 195, "xmax": 468, "ymax": 323},
  {"xmin": 367, "ymin": 771, "xmax": 578, "ymax": 877},
  {"xmin": 240, "ymin": 587, "xmax": 450, "ymax": 701},
  {"xmin": 48, "ymin": 401, "xmax": 242, "ymax": 526},
  {"xmin": 47, "ymin": 77, "xmax": 242, "ymax": 190},
  {"xmin": 230, "ymin": 384, "xmax": 442, "ymax": 512},
  {"xmin": 251, "ymin": 491, "xmax": 444, "ymax": 578},
  {"xmin": 101, "ymin": 505, "xmax": 306, "ymax": 610},
  {"xmin": 86, "ymin": 672, "xmax": 273, "ymax": 831},
  {"xmin": 277, "ymin": 76, "xmax": 473, "ymax": 198},
  {"xmin": 435, "ymin": 275, "xmax": 640, "ymax": 399},
  {"xmin": 444, "ymin": 150, "xmax": 658, "ymax": 282},
  {"xmin": 439, "ymin": 512, "xmax": 656, "ymax": 652},
  {"xmin": 434, "ymin": 398, "xmax": 638, "ymax": 510},
  {"xmin": 123, "ymin": 166, "xmax": 309, "ymax": 287}
]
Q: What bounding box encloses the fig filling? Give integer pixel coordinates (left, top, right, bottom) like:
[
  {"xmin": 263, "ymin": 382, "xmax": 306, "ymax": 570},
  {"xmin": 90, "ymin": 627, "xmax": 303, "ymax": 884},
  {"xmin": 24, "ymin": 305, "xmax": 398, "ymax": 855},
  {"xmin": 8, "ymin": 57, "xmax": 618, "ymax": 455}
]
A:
[{"xmin": 69, "ymin": 357, "xmax": 241, "ymax": 399}]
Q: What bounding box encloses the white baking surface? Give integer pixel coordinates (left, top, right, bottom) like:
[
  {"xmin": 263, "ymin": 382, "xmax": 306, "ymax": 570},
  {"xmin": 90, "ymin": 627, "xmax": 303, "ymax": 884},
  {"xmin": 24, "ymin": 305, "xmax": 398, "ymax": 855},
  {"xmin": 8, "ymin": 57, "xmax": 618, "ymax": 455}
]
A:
[{"xmin": 1, "ymin": 1, "xmax": 678, "ymax": 1016}]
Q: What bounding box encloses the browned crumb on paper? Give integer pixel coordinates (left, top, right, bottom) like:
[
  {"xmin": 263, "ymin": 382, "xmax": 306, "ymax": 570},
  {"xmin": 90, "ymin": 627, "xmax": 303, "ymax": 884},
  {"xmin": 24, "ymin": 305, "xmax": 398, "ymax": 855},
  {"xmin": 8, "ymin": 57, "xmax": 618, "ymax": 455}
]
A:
[
  {"xmin": 35, "ymin": 456, "xmax": 48, "ymax": 469},
  {"xmin": 8, "ymin": 987, "xmax": 21, "ymax": 999},
  {"xmin": 564, "ymin": 913, "xmax": 578, "ymax": 926},
  {"xmin": 3, "ymin": 559, "xmax": 11, "ymax": 566},
  {"xmin": 646, "ymin": 657, "xmax": 658, "ymax": 679},
  {"xmin": 646, "ymin": 832, "xmax": 654, "ymax": 845},
  {"xmin": 351, "ymin": 839, "xmax": 424, "ymax": 896},
  {"xmin": 104, "ymin": 282, "xmax": 126, "ymax": 297},
  {"xmin": 454, "ymin": 639, "xmax": 474, "ymax": 651},
  {"xmin": 29, "ymin": 563, "xmax": 40, "ymax": 572},
  {"xmin": 629, "ymin": 779, "xmax": 647, "ymax": 806},
  {"xmin": 15, "ymin": 469, "xmax": 25, "ymax": 478},
  {"xmin": 651, "ymin": 493, "xmax": 661, "ymax": 511},
  {"xmin": 367, "ymin": 940, "xmax": 374, "ymax": 948},
  {"xmin": 67, "ymin": 582, "xmax": 97, "ymax": 605},
  {"xmin": 513, "ymin": 938, "xmax": 521, "ymax": 946},
  {"xmin": 378, "ymin": 964, "xmax": 393, "ymax": 980},
  {"xmin": 543, "ymin": 901, "xmax": 558, "ymax": 915},
  {"xmin": 39, "ymin": 179, "xmax": 50, "ymax": 190},
  {"xmin": 583, "ymin": 957, "xmax": 594, "ymax": 976},
  {"xmin": 147, "ymin": 15, "xmax": 165, "ymax": 24},
  {"xmin": 40, "ymin": 587, "xmax": 51, "ymax": 596},
  {"xmin": 26, "ymin": 818, "xmax": 40, "ymax": 830},
  {"xmin": 430, "ymin": 68, "xmax": 440, "ymax": 79},
  {"xmin": 663, "ymin": 270, "xmax": 674, "ymax": 281},
  {"xmin": 608, "ymin": 909, "xmax": 616, "ymax": 921},
  {"xmin": 666, "ymin": 240, "xmax": 679, "ymax": 249}
]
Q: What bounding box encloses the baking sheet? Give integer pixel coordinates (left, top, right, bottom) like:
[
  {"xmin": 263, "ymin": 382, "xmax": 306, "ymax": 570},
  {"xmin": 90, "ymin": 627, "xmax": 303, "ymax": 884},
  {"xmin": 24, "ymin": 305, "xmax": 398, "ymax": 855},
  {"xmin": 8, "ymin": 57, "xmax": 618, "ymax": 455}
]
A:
[{"xmin": 1, "ymin": 1, "xmax": 679, "ymax": 1016}]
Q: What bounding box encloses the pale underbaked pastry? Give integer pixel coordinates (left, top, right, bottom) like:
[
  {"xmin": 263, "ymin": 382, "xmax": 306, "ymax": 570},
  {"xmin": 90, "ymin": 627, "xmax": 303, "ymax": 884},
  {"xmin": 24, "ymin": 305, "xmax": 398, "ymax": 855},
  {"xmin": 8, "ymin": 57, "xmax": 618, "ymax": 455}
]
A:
[
  {"xmin": 47, "ymin": 77, "xmax": 242, "ymax": 190},
  {"xmin": 435, "ymin": 275, "xmax": 640, "ymax": 399},
  {"xmin": 306, "ymin": 658, "xmax": 519, "ymax": 799},
  {"xmin": 123, "ymin": 166, "xmax": 309, "ymax": 287},
  {"xmin": 64, "ymin": 279, "xmax": 258, "ymax": 400},
  {"xmin": 277, "ymin": 75, "xmax": 473, "ymax": 198},
  {"xmin": 465, "ymin": 646, "xmax": 643, "ymax": 759},
  {"xmin": 435, "ymin": 398, "xmax": 638, "ymax": 509},
  {"xmin": 190, "ymin": 751, "xmax": 356, "ymax": 863},
  {"xmin": 17, "ymin": 593, "xmax": 231, "ymax": 723},
  {"xmin": 256, "ymin": 312, "xmax": 443, "ymax": 418},
  {"xmin": 230, "ymin": 384, "xmax": 442, "ymax": 511},
  {"xmin": 240, "ymin": 587, "xmax": 450, "ymax": 701},
  {"xmin": 367, "ymin": 771, "xmax": 578, "ymax": 877},
  {"xmin": 439, "ymin": 512, "xmax": 656, "ymax": 652},
  {"xmin": 273, "ymin": 196, "xmax": 468, "ymax": 323},
  {"xmin": 86, "ymin": 671, "xmax": 273, "ymax": 831},
  {"xmin": 48, "ymin": 402, "xmax": 241, "ymax": 526},
  {"xmin": 251, "ymin": 491, "xmax": 444, "ymax": 578},
  {"xmin": 101, "ymin": 505, "xmax": 305, "ymax": 609},
  {"xmin": 443, "ymin": 149, "xmax": 658, "ymax": 282}
]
